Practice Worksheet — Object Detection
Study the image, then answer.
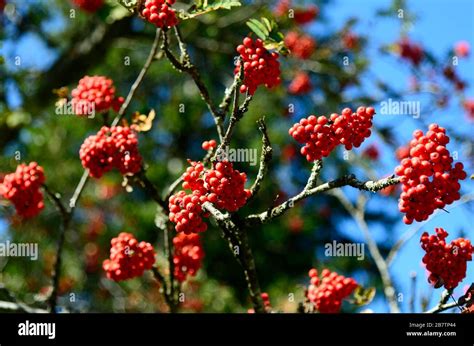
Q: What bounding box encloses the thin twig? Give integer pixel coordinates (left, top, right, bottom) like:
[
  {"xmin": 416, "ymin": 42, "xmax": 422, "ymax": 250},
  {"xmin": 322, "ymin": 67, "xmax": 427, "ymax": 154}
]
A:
[
  {"xmin": 386, "ymin": 193, "xmax": 474, "ymax": 266},
  {"xmin": 330, "ymin": 190, "xmax": 400, "ymax": 313},
  {"xmin": 162, "ymin": 30, "xmax": 224, "ymax": 141},
  {"xmin": 47, "ymin": 29, "xmax": 164, "ymax": 312},
  {"xmin": 248, "ymin": 118, "xmax": 272, "ymax": 201},
  {"xmin": 246, "ymin": 173, "xmax": 400, "ymax": 225}
]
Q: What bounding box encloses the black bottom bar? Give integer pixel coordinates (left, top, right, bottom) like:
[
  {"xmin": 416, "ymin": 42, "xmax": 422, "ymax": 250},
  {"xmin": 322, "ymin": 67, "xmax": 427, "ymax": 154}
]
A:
[{"xmin": 0, "ymin": 313, "xmax": 473, "ymax": 345}]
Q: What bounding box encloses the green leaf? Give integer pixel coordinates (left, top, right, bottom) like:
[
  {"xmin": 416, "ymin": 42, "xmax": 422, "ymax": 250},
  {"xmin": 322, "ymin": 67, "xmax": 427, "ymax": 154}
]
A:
[
  {"xmin": 261, "ymin": 17, "xmax": 274, "ymax": 32},
  {"xmin": 246, "ymin": 19, "xmax": 269, "ymax": 40},
  {"xmin": 180, "ymin": 0, "xmax": 241, "ymax": 19}
]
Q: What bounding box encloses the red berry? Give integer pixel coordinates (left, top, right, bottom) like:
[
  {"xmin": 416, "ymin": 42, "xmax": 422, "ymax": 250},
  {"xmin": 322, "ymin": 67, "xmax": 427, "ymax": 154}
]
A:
[
  {"xmin": 288, "ymin": 71, "xmax": 312, "ymax": 95},
  {"xmin": 454, "ymin": 41, "xmax": 470, "ymax": 58},
  {"xmin": 0, "ymin": 162, "xmax": 45, "ymax": 218},
  {"xmin": 420, "ymin": 228, "xmax": 472, "ymax": 289},
  {"xmin": 141, "ymin": 0, "xmax": 178, "ymax": 28},
  {"xmin": 395, "ymin": 124, "xmax": 466, "ymax": 224},
  {"xmin": 306, "ymin": 268, "xmax": 357, "ymax": 313},
  {"xmin": 102, "ymin": 232, "xmax": 156, "ymax": 281},
  {"xmin": 464, "ymin": 99, "xmax": 474, "ymax": 121},
  {"xmin": 362, "ymin": 143, "xmax": 379, "ymax": 160},
  {"xmin": 168, "ymin": 160, "xmax": 250, "ymax": 233},
  {"xmin": 284, "ymin": 31, "xmax": 316, "ymax": 60},
  {"xmin": 235, "ymin": 37, "xmax": 281, "ymax": 95},
  {"xmin": 293, "ymin": 6, "xmax": 318, "ymax": 25},
  {"xmin": 79, "ymin": 126, "xmax": 143, "ymax": 178},
  {"xmin": 71, "ymin": 75, "xmax": 123, "ymax": 116},
  {"xmin": 72, "ymin": 0, "xmax": 103, "ymax": 12},
  {"xmin": 173, "ymin": 232, "xmax": 204, "ymax": 282},
  {"xmin": 202, "ymin": 140, "xmax": 217, "ymax": 151},
  {"xmin": 204, "ymin": 161, "xmax": 250, "ymax": 212}
]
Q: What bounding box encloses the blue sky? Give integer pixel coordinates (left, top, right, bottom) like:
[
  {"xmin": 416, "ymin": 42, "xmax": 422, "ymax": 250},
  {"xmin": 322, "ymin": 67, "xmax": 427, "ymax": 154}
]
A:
[{"xmin": 322, "ymin": 0, "xmax": 474, "ymax": 312}]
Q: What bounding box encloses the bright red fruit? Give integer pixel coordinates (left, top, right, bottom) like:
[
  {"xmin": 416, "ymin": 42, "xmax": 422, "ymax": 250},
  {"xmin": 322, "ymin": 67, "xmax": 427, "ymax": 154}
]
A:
[
  {"xmin": 285, "ymin": 31, "xmax": 316, "ymax": 59},
  {"xmin": 141, "ymin": 0, "xmax": 178, "ymax": 28},
  {"xmin": 288, "ymin": 72, "xmax": 312, "ymax": 95},
  {"xmin": 395, "ymin": 124, "xmax": 466, "ymax": 224},
  {"xmin": 103, "ymin": 232, "xmax": 156, "ymax": 281},
  {"xmin": 397, "ymin": 38, "xmax": 424, "ymax": 66},
  {"xmin": 307, "ymin": 268, "xmax": 358, "ymax": 313},
  {"xmin": 173, "ymin": 233, "xmax": 204, "ymax": 282},
  {"xmin": 235, "ymin": 37, "xmax": 281, "ymax": 95},
  {"xmin": 71, "ymin": 75, "xmax": 124, "ymax": 116},
  {"xmin": 79, "ymin": 126, "xmax": 143, "ymax": 178},
  {"xmin": 0, "ymin": 162, "xmax": 45, "ymax": 218},
  {"xmin": 169, "ymin": 160, "xmax": 250, "ymax": 233},
  {"xmin": 421, "ymin": 228, "xmax": 472, "ymax": 289}
]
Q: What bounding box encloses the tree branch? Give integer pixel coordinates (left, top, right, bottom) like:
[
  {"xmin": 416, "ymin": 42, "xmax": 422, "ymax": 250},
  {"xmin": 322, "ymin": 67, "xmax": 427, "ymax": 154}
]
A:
[
  {"xmin": 162, "ymin": 30, "xmax": 224, "ymax": 141},
  {"xmin": 329, "ymin": 190, "xmax": 400, "ymax": 313},
  {"xmin": 248, "ymin": 118, "xmax": 272, "ymax": 201},
  {"xmin": 111, "ymin": 27, "xmax": 162, "ymax": 127},
  {"xmin": 202, "ymin": 202, "xmax": 265, "ymax": 313},
  {"xmin": 247, "ymin": 170, "xmax": 400, "ymax": 225}
]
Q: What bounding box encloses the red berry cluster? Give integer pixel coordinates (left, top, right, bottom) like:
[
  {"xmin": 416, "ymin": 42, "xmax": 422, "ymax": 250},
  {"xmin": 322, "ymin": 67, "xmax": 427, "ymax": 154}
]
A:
[
  {"xmin": 201, "ymin": 140, "xmax": 217, "ymax": 151},
  {"xmin": 288, "ymin": 71, "xmax": 312, "ymax": 95},
  {"xmin": 421, "ymin": 228, "xmax": 473, "ymax": 289},
  {"xmin": 0, "ymin": 162, "xmax": 45, "ymax": 218},
  {"xmin": 173, "ymin": 232, "xmax": 204, "ymax": 282},
  {"xmin": 169, "ymin": 161, "xmax": 250, "ymax": 234},
  {"xmin": 141, "ymin": 0, "xmax": 178, "ymax": 28},
  {"xmin": 71, "ymin": 75, "xmax": 124, "ymax": 116},
  {"xmin": 284, "ymin": 31, "xmax": 316, "ymax": 59},
  {"xmin": 397, "ymin": 38, "xmax": 424, "ymax": 66},
  {"xmin": 306, "ymin": 268, "xmax": 358, "ymax": 313},
  {"xmin": 204, "ymin": 161, "xmax": 251, "ymax": 212},
  {"xmin": 273, "ymin": 0, "xmax": 290, "ymax": 17},
  {"xmin": 80, "ymin": 126, "xmax": 143, "ymax": 178},
  {"xmin": 72, "ymin": 0, "xmax": 103, "ymax": 12},
  {"xmin": 289, "ymin": 107, "xmax": 375, "ymax": 162},
  {"xmin": 395, "ymin": 124, "xmax": 467, "ymax": 224},
  {"xmin": 235, "ymin": 37, "xmax": 281, "ymax": 95},
  {"xmin": 169, "ymin": 190, "xmax": 209, "ymax": 234},
  {"xmin": 454, "ymin": 41, "xmax": 470, "ymax": 58},
  {"xmin": 102, "ymin": 232, "xmax": 156, "ymax": 281}
]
